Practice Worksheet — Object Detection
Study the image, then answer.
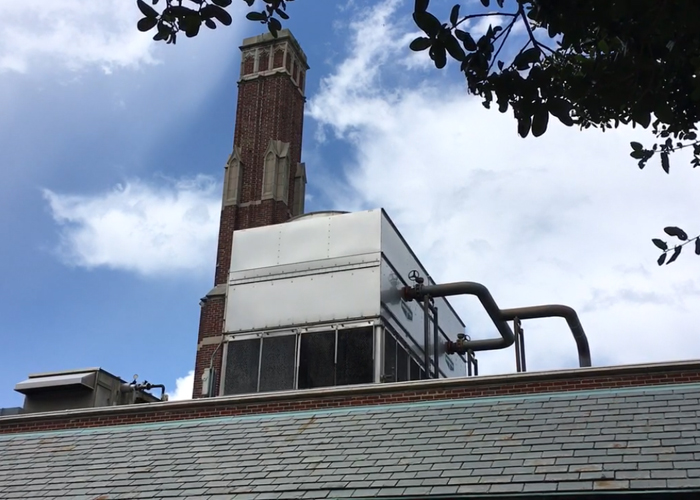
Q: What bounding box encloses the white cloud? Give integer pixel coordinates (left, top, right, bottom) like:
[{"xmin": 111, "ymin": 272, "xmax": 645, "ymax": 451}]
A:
[
  {"xmin": 168, "ymin": 370, "xmax": 194, "ymax": 401},
  {"xmin": 0, "ymin": 0, "xmax": 158, "ymax": 73},
  {"xmin": 43, "ymin": 175, "xmax": 220, "ymax": 277},
  {"xmin": 309, "ymin": 1, "xmax": 700, "ymax": 374}
]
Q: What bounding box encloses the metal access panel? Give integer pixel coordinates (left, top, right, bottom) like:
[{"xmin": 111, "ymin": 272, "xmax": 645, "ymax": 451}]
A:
[
  {"xmin": 225, "ymin": 209, "xmax": 467, "ymax": 378},
  {"xmin": 378, "ymin": 215, "xmax": 467, "ymax": 378},
  {"xmin": 226, "ymin": 210, "xmax": 384, "ymax": 332}
]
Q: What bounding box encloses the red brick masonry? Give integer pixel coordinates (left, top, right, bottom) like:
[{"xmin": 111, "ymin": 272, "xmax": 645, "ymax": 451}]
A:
[{"xmin": 2, "ymin": 360, "xmax": 699, "ymax": 435}]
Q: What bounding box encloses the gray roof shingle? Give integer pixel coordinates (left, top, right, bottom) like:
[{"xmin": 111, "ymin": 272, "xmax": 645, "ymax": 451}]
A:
[{"xmin": 1, "ymin": 383, "xmax": 700, "ymax": 498}]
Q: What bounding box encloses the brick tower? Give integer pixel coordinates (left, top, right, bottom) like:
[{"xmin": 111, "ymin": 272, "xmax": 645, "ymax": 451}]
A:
[{"xmin": 193, "ymin": 30, "xmax": 309, "ymax": 398}]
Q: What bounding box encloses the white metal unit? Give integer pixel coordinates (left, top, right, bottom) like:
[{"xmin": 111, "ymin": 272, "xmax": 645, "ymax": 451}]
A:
[{"xmin": 223, "ymin": 209, "xmax": 467, "ymax": 395}]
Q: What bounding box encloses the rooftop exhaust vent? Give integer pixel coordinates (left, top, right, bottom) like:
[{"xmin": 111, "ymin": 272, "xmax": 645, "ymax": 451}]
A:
[{"xmin": 13, "ymin": 368, "xmax": 167, "ymax": 414}]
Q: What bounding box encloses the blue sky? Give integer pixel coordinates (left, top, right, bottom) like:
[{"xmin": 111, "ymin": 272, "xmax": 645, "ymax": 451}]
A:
[{"xmin": 1, "ymin": 0, "xmax": 699, "ymax": 406}]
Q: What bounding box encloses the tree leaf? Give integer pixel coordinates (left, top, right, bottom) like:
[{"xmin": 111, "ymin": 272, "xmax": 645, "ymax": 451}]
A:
[
  {"xmin": 655, "ymin": 102, "xmax": 674, "ymax": 124},
  {"xmin": 652, "ymin": 238, "xmax": 668, "ymax": 251},
  {"xmin": 630, "ymin": 141, "xmax": 643, "ymax": 151},
  {"xmin": 169, "ymin": 5, "xmax": 197, "ymax": 16},
  {"xmin": 415, "ymin": 0, "xmax": 429, "ymax": 13},
  {"xmin": 480, "ymin": 0, "xmax": 490, "ymax": 6},
  {"xmin": 268, "ymin": 17, "xmax": 282, "ymax": 37},
  {"xmin": 153, "ymin": 30, "xmax": 168, "ymax": 41},
  {"xmin": 183, "ymin": 18, "xmax": 201, "ymax": 37},
  {"xmin": 211, "ymin": 0, "xmax": 232, "ymax": 6},
  {"xmin": 517, "ymin": 113, "xmax": 532, "ymax": 138},
  {"xmin": 450, "ymin": 4, "xmax": 460, "ymax": 26},
  {"xmin": 137, "ymin": 16, "xmax": 158, "ymax": 32},
  {"xmin": 630, "ymin": 150, "xmax": 646, "ymax": 159},
  {"xmin": 666, "ymin": 245, "xmax": 682, "ymax": 264},
  {"xmin": 409, "ymin": 37, "xmax": 432, "ymax": 52},
  {"xmin": 695, "ymin": 237, "xmax": 700, "ymax": 255},
  {"xmin": 430, "ymin": 43, "xmax": 447, "ymax": 69},
  {"xmin": 514, "ymin": 47, "xmax": 540, "ymax": 69},
  {"xmin": 208, "ymin": 4, "xmax": 232, "ymax": 25},
  {"xmin": 442, "ymin": 31, "xmax": 465, "ymax": 61},
  {"xmin": 205, "ymin": 18, "xmax": 216, "ymax": 29},
  {"xmin": 661, "ymin": 152, "xmax": 670, "ymax": 173},
  {"xmin": 137, "ymin": 0, "xmax": 158, "ymax": 18},
  {"xmin": 657, "ymin": 253, "xmax": 667, "ymax": 265},
  {"xmin": 547, "ymin": 98, "xmax": 574, "ymax": 126},
  {"xmin": 246, "ymin": 11, "xmax": 267, "ymax": 21},
  {"xmin": 664, "ymin": 226, "xmax": 688, "ymax": 241},
  {"xmin": 632, "ymin": 109, "xmax": 651, "ymax": 128},
  {"xmin": 532, "ymin": 106, "xmax": 549, "ymax": 137},
  {"xmin": 455, "ymin": 30, "xmax": 477, "ymax": 51},
  {"xmin": 413, "ymin": 11, "xmax": 442, "ymax": 38}
]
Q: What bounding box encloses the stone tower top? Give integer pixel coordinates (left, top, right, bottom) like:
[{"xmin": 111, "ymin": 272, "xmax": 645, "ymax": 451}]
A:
[{"xmin": 239, "ymin": 29, "xmax": 309, "ymax": 94}]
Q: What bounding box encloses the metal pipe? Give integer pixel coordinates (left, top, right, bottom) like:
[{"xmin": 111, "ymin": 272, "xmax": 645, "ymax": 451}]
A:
[
  {"xmin": 404, "ymin": 282, "xmax": 592, "ymax": 368},
  {"xmin": 406, "ymin": 282, "xmax": 516, "ymax": 352},
  {"xmin": 423, "ymin": 295, "xmax": 431, "ymax": 379},
  {"xmin": 500, "ymin": 305, "xmax": 591, "ymax": 368},
  {"xmin": 432, "ymin": 303, "xmax": 439, "ymax": 379},
  {"xmin": 514, "ymin": 318, "xmax": 522, "ymax": 373},
  {"xmin": 519, "ymin": 324, "xmax": 527, "ymax": 372}
]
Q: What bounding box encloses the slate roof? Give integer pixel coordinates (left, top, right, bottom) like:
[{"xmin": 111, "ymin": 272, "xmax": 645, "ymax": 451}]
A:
[{"xmin": 1, "ymin": 383, "xmax": 700, "ymax": 499}]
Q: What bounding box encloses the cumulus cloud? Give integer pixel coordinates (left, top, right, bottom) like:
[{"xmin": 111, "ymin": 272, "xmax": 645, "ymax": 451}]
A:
[
  {"xmin": 309, "ymin": 1, "xmax": 700, "ymax": 374},
  {"xmin": 168, "ymin": 370, "xmax": 194, "ymax": 401},
  {"xmin": 0, "ymin": 0, "xmax": 158, "ymax": 73},
  {"xmin": 43, "ymin": 176, "xmax": 220, "ymax": 277}
]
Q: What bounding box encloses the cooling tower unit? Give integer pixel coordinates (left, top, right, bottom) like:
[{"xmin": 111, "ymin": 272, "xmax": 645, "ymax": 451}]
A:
[{"xmin": 220, "ymin": 209, "xmax": 467, "ymax": 396}]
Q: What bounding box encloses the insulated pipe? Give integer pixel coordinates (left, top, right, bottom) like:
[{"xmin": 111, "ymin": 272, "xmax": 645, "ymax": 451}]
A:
[
  {"xmin": 405, "ymin": 282, "xmax": 516, "ymax": 352},
  {"xmin": 500, "ymin": 305, "xmax": 592, "ymax": 367}
]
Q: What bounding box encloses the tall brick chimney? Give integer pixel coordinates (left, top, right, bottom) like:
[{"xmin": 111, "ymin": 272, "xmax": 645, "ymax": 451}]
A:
[{"xmin": 193, "ymin": 30, "xmax": 309, "ymax": 399}]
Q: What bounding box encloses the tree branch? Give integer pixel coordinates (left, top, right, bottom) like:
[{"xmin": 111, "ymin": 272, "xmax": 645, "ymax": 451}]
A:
[
  {"xmin": 454, "ymin": 11, "xmax": 517, "ymax": 29},
  {"xmin": 487, "ymin": 16, "xmax": 517, "ymax": 73}
]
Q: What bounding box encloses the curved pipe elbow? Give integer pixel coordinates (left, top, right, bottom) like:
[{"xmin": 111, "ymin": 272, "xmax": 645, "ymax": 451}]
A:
[
  {"xmin": 409, "ymin": 282, "xmax": 515, "ymax": 352},
  {"xmin": 500, "ymin": 305, "xmax": 591, "ymax": 367}
]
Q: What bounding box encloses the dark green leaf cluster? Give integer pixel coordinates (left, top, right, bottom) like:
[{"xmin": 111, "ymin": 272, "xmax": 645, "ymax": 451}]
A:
[
  {"xmin": 408, "ymin": 0, "xmax": 700, "ymax": 167},
  {"xmin": 244, "ymin": 0, "xmax": 291, "ymax": 38},
  {"xmin": 136, "ymin": 0, "xmax": 233, "ymax": 43},
  {"xmin": 652, "ymin": 227, "xmax": 700, "ymax": 265},
  {"xmin": 136, "ymin": 0, "xmax": 293, "ymax": 44}
]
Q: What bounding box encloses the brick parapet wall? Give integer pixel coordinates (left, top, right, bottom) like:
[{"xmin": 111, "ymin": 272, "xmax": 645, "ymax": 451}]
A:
[{"xmin": 3, "ymin": 361, "xmax": 700, "ymax": 435}]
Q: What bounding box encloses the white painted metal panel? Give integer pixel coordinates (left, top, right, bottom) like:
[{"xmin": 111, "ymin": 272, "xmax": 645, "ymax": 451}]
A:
[
  {"xmin": 229, "ymin": 223, "xmax": 282, "ymax": 271},
  {"xmin": 230, "ymin": 254, "xmax": 382, "ymax": 284},
  {"xmin": 276, "ymin": 215, "xmax": 333, "ymax": 265},
  {"xmin": 328, "ymin": 209, "xmax": 382, "ymax": 259},
  {"xmin": 230, "ymin": 210, "xmax": 385, "ymax": 273},
  {"xmin": 226, "ymin": 266, "xmax": 381, "ymax": 332}
]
